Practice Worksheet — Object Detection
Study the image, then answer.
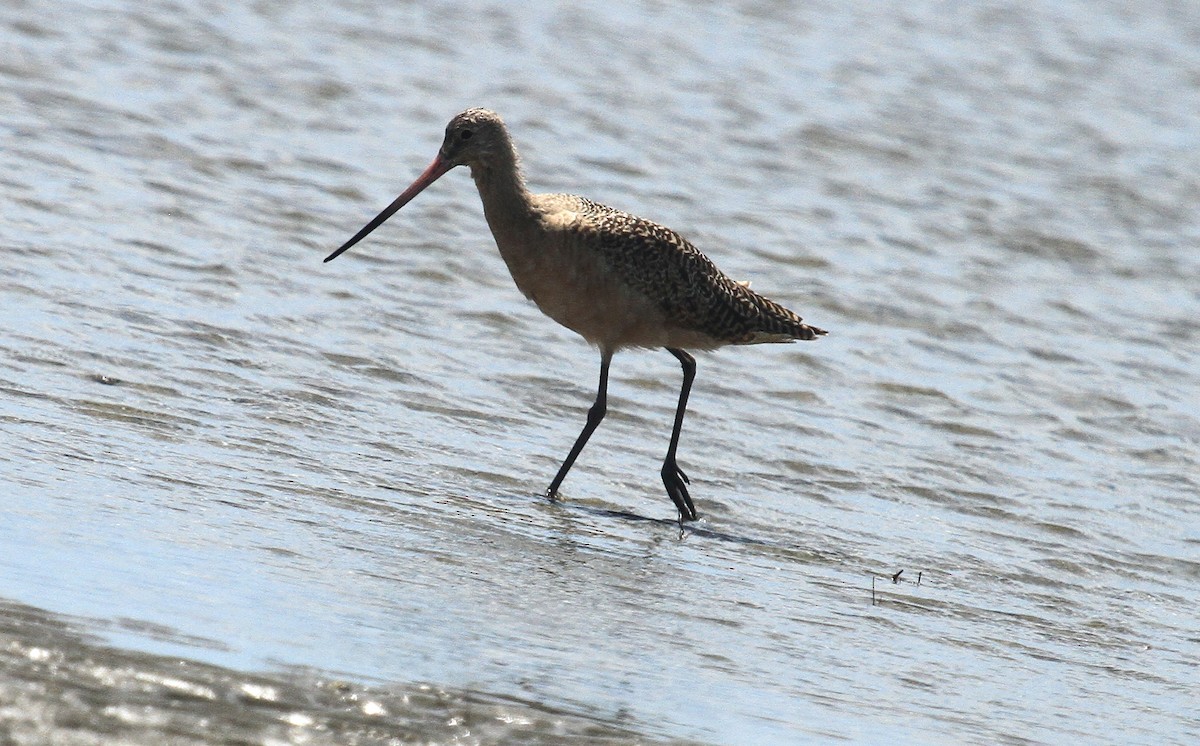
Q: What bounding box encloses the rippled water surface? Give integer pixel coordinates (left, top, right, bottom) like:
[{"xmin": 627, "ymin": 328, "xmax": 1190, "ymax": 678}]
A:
[{"xmin": 3, "ymin": 1, "xmax": 1199, "ymax": 743}]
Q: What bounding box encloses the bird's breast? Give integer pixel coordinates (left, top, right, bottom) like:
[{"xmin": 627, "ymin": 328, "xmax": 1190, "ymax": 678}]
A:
[{"xmin": 486, "ymin": 214, "xmax": 677, "ymax": 351}]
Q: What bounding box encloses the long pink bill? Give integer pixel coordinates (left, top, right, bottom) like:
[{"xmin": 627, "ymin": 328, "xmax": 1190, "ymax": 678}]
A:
[{"xmin": 324, "ymin": 155, "xmax": 452, "ymax": 262}]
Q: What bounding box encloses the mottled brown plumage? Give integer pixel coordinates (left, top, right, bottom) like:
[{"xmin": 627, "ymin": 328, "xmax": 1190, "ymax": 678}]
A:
[
  {"xmin": 568, "ymin": 194, "xmax": 824, "ymax": 345},
  {"xmin": 326, "ymin": 108, "xmax": 826, "ymax": 524}
]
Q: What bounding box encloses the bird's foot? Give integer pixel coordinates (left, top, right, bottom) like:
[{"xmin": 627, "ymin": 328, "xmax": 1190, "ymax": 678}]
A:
[
  {"xmin": 661, "ymin": 458, "xmax": 698, "ymax": 523},
  {"xmin": 545, "ymin": 486, "xmax": 561, "ymax": 503}
]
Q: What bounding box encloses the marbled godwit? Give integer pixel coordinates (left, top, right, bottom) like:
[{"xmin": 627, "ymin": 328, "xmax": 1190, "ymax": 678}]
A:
[{"xmin": 325, "ymin": 108, "xmax": 826, "ymax": 523}]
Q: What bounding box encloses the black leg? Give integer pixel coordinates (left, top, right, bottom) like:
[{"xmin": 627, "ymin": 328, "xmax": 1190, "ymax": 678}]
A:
[
  {"xmin": 546, "ymin": 351, "xmax": 612, "ymax": 500},
  {"xmin": 663, "ymin": 348, "xmax": 698, "ymax": 522}
]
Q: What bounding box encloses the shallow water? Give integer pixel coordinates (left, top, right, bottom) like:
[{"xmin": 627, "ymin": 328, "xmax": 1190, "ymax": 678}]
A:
[{"xmin": 3, "ymin": 0, "xmax": 1199, "ymax": 743}]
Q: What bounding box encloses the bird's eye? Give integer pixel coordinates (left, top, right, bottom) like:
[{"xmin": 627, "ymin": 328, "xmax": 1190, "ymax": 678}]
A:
[{"xmin": 460, "ymin": 129, "xmax": 473, "ymax": 140}]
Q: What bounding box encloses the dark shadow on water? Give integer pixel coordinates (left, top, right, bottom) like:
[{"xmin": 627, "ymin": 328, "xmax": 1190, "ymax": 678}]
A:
[{"xmin": 554, "ymin": 500, "xmax": 849, "ymax": 564}]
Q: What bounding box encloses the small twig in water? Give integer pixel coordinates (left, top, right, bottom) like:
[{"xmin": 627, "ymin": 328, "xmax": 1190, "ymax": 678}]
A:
[{"xmin": 871, "ymin": 569, "xmax": 927, "ymax": 605}]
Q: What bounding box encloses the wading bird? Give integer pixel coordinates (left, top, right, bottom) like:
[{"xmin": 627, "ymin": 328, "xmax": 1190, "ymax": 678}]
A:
[{"xmin": 325, "ymin": 108, "xmax": 826, "ymax": 523}]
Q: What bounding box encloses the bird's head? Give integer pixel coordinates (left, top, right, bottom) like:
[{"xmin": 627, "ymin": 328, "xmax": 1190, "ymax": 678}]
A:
[
  {"xmin": 437, "ymin": 108, "xmax": 509, "ymax": 169},
  {"xmin": 324, "ymin": 108, "xmax": 510, "ymax": 263}
]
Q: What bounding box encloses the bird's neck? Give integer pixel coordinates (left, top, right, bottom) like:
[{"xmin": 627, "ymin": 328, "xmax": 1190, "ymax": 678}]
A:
[{"xmin": 469, "ymin": 146, "xmax": 536, "ymax": 234}]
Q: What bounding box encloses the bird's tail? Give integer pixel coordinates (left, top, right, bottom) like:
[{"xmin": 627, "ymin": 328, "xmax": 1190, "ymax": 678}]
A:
[{"xmin": 745, "ymin": 288, "xmax": 827, "ymax": 342}]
